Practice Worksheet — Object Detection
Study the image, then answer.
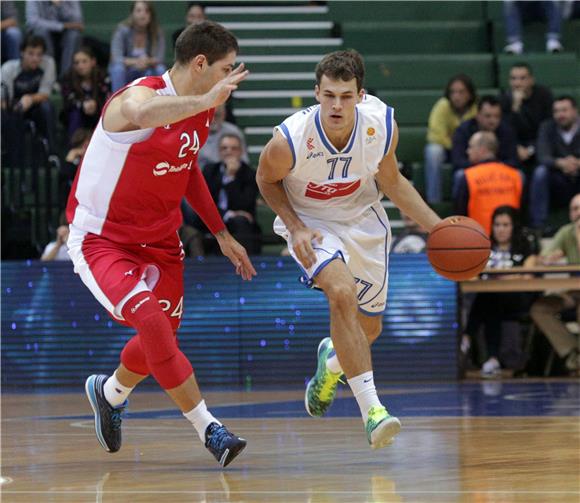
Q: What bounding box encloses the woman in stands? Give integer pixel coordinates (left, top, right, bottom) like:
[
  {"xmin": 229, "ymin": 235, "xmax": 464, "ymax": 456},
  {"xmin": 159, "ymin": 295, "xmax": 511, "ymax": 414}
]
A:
[
  {"xmin": 60, "ymin": 47, "xmax": 110, "ymax": 144},
  {"xmin": 108, "ymin": 1, "xmax": 166, "ymax": 91},
  {"xmin": 424, "ymin": 74, "xmax": 478, "ymax": 204},
  {"xmin": 462, "ymin": 205, "xmax": 537, "ymax": 377}
]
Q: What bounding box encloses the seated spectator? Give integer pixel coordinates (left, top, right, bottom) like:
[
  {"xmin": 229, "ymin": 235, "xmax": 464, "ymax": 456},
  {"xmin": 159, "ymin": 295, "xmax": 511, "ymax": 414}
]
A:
[
  {"xmin": 109, "ymin": 1, "xmax": 166, "ymax": 92},
  {"xmin": 1, "ymin": 35, "xmax": 57, "ymax": 165},
  {"xmin": 198, "ymin": 103, "xmax": 248, "ymax": 169},
  {"xmin": 58, "ymin": 127, "xmax": 91, "ymax": 208},
  {"xmin": 191, "ymin": 134, "xmax": 261, "ymax": 255},
  {"xmin": 530, "ymin": 193, "xmax": 580, "ymax": 375},
  {"xmin": 424, "ymin": 74, "xmax": 478, "ymax": 203},
  {"xmin": 41, "ymin": 213, "xmax": 71, "ymax": 261},
  {"xmin": 529, "ymin": 96, "xmax": 580, "ymax": 230},
  {"xmin": 1, "ymin": 1, "xmax": 23, "ymax": 63},
  {"xmin": 502, "ymin": 0, "xmax": 563, "ymax": 54},
  {"xmin": 500, "ymin": 62, "xmax": 553, "ymax": 172},
  {"xmin": 452, "ymin": 96, "xmax": 518, "ymax": 176},
  {"xmin": 172, "ymin": 2, "xmax": 206, "ymax": 46},
  {"xmin": 390, "ymin": 213, "xmax": 428, "ymax": 253},
  {"xmin": 60, "ymin": 46, "xmax": 110, "ymax": 143},
  {"xmin": 455, "ymin": 131, "xmax": 523, "ymax": 235},
  {"xmin": 25, "ymin": 0, "xmax": 84, "ymax": 77},
  {"xmin": 462, "ymin": 205, "xmax": 536, "ymax": 377}
]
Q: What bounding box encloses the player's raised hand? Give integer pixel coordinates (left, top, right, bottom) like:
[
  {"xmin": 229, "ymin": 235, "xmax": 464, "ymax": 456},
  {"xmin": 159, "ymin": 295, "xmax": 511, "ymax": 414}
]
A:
[
  {"xmin": 291, "ymin": 227, "xmax": 323, "ymax": 270},
  {"xmin": 216, "ymin": 229, "xmax": 257, "ymax": 281},
  {"xmin": 204, "ymin": 63, "xmax": 250, "ymax": 110}
]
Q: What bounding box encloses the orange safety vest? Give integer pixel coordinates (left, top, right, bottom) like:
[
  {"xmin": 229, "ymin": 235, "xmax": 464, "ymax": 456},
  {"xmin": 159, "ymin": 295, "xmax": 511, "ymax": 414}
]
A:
[{"xmin": 464, "ymin": 161, "xmax": 522, "ymax": 235}]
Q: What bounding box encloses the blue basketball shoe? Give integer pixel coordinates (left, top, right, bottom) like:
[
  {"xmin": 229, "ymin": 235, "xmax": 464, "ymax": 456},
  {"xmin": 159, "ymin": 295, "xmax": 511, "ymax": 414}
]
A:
[
  {"xmin": 85, "ymin": 374, "xmax": 127, "ymax": 453},
  {"xmin": 205, "ymin": 422, "xmax": 247, "ymax": 467}
]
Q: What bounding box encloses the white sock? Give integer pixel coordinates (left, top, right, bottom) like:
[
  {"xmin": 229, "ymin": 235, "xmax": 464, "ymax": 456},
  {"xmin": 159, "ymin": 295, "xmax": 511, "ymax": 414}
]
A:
[
  {"xmin": 183, "ymin": 400, "xmax": 221, "ymax": 442},
  {"xmin": 103, "ymin": 371, "xmax": 133, "ymax": 407},
  {"xmin": 326, "ymin": 354, "xmax": 343, "ymax": 374},
  {"xmin": 347, "ymin": 371, "xmax": 382, "ymax": 423}
]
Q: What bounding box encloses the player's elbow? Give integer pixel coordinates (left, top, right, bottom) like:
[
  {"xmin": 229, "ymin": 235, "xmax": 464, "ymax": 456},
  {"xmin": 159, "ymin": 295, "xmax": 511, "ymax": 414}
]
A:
[{"xmin": 121, "ymin": 102, "xmax": 151, "ymax": 129}]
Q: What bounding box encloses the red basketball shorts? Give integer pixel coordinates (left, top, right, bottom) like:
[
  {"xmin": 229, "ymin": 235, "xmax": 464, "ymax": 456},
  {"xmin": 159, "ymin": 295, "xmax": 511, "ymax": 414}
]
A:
[{"xmin": 67, "ymin": 225, "xmax": 185, "ymax": 330}]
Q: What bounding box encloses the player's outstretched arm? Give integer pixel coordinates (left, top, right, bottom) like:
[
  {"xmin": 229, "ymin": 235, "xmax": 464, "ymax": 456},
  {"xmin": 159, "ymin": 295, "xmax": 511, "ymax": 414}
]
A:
[
  {"xmin": 257, "ymin": 132, "xmax": 322, "ymax": 269},
  {"xmin": 104, "ymin": 64, "xmax": 249, "ymax": 132},
  {"xmin": 375, "ymin": 121, "xmax": 441, "ymax": 232}
]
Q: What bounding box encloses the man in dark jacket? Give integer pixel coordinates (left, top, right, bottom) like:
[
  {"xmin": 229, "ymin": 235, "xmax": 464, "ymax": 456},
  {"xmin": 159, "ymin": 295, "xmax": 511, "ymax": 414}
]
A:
[
  {"xmin": 451, "ymin": 95, "xmax": 519, "ymax": 172},
  {"xmin": 500, "ymin": 62, "xmax": 553, "ymax": 171},
  {"xmin": 186, "ymin": 133, "xmax": 261, "ymax": 255},
  {"xmin": 529, "ymin": 96, "xmax": 580, "ymax": 229}
]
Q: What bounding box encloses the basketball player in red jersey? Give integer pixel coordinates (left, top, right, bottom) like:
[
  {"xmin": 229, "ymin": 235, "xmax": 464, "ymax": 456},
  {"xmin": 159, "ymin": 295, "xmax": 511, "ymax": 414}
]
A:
[{"xmin": 66, "ymin": 22, "xmax": 256, "ymax": 467}]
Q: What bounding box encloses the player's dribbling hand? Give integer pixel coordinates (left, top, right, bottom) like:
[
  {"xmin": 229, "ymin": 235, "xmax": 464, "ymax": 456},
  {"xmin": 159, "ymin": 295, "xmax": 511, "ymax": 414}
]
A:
[
  {"xmin": 204, "ymin": 63, "xmax": 250, "ymax": 109},
  {"xmin": 216, "ymin": 230, "xmax": 257, "ymax": 281},
  {"xmin": 291, "ymin": 227, "xmax": 323, "ymax": 270}
]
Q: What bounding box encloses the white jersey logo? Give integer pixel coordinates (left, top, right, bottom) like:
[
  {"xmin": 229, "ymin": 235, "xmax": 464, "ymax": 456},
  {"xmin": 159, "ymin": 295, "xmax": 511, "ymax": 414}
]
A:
[{"xmin": 153, "ymin": 160, "xmax": 192, "ymax": 176}]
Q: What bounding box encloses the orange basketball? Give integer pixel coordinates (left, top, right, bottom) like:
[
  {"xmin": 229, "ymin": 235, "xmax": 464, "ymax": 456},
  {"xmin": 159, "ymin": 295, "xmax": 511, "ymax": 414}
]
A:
[{"xmin": 426, "ymin": 216, "xmax": 491, "ymax": 281}]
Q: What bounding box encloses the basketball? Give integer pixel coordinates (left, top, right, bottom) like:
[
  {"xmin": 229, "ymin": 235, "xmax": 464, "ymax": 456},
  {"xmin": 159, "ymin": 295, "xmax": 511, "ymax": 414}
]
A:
[{"xmin": 426, "ymin": 216, "xmax": 491, "ymax": 281}]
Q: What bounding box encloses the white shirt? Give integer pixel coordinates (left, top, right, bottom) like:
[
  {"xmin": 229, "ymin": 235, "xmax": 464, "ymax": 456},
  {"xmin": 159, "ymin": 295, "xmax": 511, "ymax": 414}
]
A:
[{"xmin": 275, "ymin": 94, "xmax": 395, "ymax": 222}]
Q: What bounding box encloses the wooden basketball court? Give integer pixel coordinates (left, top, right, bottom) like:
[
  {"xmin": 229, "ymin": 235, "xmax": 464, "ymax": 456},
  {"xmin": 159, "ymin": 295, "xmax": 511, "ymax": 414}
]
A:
[{"xmin": 2, "ymin": 381, "xmax": 579, "ymax": 502}]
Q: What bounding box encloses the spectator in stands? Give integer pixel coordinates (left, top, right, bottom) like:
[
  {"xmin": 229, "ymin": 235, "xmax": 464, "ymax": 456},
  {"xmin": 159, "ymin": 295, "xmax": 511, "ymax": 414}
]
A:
[
  {"xmin": 1, "ymin": 1, "xmax": 23, "ymax": 63},
  {"xmin": 60, "ymin": 47, "xmax": 110, "ymax": 144},
  {"xmin": 192, "ymin": 134, "xmax": 261, "ymax": 255},
  {"xmin": 424, "ymin": 74, "xmax": 478, "ymax": 204},
  {"xmin": 529, "ymin": 96, "xmax": 580, "ymax": 230},
  {"xmin": 502, "ymin": 0, "xmax": 563, "ymax": 54},
  {"xmin": 463, "ymin": 205, "xmax": 536, "ymax": 377},
  {"xmin": 25, "ymin": 0, "xmax": 84, "ymax": 77},
  {"xmin": 451, "ymin": 95, "xmax": 518, "ymax": 174},
  {"xmin": 1, "ymin": 35, "xmax": 57, "ymax": 164},
  {"xmin": 59, "ymin": 127, "xmax": 91, "ymax": 208},
  {"xmin": 500, "ymin": 62, "xmax": 553, "ymax": 172},
  {"xmin": 41, "ymin": 213, "xmax": 71, "ymax": 261},
  {"xmin": 198, "ymin": 103, "xmax": 248, "ymax": 169},
  {"xmin": 172, "ymin": 2, "xmax": 206, "ymax": 46},
  {"xmin": 109, "ymin": 1, "xmax": 166, "ymax": 92},
  {"xmin": 530, "ymin": 193, "xmax": 580, "ymax": 375},
  {"xmin": 390, "ymin": 213, "xmax": 428, "ymax": 253},
  {"xmin": 455, "ymin": 131, "xmax": 523, "ymax": 235}
]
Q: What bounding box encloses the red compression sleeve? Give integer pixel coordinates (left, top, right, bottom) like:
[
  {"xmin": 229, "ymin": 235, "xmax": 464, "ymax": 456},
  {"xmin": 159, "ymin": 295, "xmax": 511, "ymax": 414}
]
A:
[{"xmin": 185, "ymin": 163, "xmax": 226, "ymax": 235}]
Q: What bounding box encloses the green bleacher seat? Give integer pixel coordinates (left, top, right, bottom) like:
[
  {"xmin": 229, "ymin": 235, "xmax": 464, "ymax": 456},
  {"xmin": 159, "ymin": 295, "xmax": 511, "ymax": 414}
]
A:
[
  {"xmin": 329, "ymin": 1, "xmax": 486, "ymax": 22},
  {"xmin": 342, "ymin": 21, "xmax": 489, "ymax": 54},
  {"xmin": 496, "ymin": 53, "xmax": 580, "ymax": 88},
  {"xmin": 396, "ymin": 126, "xmax": 426, "ymax": 163},
  {"xmin": 376, "ymin": 89, "xmax": 500, "ymax": 127},
  {"xmin": 364, "ymin": 54, "xmax": 495, "ymax": 90}
]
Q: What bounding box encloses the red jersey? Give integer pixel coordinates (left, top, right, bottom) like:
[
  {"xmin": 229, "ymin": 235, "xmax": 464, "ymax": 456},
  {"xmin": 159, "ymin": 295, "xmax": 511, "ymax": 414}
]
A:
[{"xmin": 66, "ymin": 72, "xmax": 224, "ymax": 244}]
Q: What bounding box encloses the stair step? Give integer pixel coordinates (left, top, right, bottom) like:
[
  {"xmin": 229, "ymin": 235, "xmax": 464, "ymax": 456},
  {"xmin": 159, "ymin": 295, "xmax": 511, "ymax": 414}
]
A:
[
  {"xmin": 223, "ymin": 21, "xmax": 333, "ymax": 30},
  {"xmin": 207, "ymin": 5, "xmax": 329, "ymax": 15}
]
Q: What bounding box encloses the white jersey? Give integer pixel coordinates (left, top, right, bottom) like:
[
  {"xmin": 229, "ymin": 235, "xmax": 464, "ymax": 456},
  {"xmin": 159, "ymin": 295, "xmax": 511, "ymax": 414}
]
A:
[{"xmin": 275, "ymin": 94, "xmax": 394, "ymax": 222}]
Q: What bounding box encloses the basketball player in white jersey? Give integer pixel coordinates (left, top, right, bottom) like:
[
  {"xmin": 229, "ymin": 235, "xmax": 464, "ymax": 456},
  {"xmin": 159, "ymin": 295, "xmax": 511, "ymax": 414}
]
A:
[{"xmin": 257, "ymin": 50, "xmax": 441, "ymax": 449}]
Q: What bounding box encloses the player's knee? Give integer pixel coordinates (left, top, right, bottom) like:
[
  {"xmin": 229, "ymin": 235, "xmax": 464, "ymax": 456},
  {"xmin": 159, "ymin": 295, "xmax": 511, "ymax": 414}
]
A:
[
  {"xmin": 325, "ymin": 282, "xmax": 357, "ymax": 309},
  {"xmin": 149, "ymin": 350, "xmax": 192, "ymax": 389}
]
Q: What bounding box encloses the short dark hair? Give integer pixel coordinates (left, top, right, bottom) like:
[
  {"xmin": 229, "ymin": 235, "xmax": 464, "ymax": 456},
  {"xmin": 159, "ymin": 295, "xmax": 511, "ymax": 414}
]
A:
[
  {"xmin": 175, "ymin": 21, "xmax": 238, "ymax": 66},
  {"xmin": 188, "ymin": 2, "xmax": 205, "ymax": 11},
  {"xmin": 478, "ymin": 95, "xmax": 501, "ymax": 112},
  {"xmin": 315, "ymin": 49, "xmax": 365, "ymax": 92},
  {"xmin": 219, "ymin": 133, "xmax": 242, "ymax": 146},
  {"xmin": 554, "ymin": 95, "xmax": 578, "ymax": 109},
  {"xmin": 20, "ymin": 34, "xmax": 46, "ymax": 53},
  {"xmin": 510, "ymin": 62, "xmax": 533, "ymax": 75},
  {"xmin": 444, "ymin": 73, "xmax": 477, "ymax": 108}
]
